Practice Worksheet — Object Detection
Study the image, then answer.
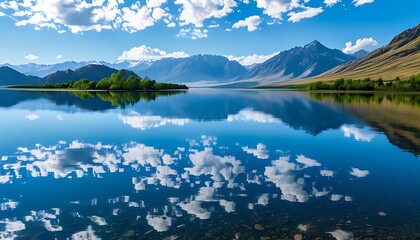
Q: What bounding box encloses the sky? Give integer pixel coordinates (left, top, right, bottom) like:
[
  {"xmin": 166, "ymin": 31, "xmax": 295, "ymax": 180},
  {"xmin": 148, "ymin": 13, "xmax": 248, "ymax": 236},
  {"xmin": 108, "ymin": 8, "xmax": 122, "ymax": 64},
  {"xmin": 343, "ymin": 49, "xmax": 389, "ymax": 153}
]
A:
[{"xmin": 0, "ymin": 0, "xmax": 419, "ymax": 66}]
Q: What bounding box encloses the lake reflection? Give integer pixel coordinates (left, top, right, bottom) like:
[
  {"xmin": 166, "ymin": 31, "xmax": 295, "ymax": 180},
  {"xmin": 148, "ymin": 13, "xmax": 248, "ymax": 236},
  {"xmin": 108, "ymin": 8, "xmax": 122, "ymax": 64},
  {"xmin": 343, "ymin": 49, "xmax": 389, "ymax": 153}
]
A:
[{"xmin": 0, "ymin": 89, "xmax": 419, "ymax": 239}]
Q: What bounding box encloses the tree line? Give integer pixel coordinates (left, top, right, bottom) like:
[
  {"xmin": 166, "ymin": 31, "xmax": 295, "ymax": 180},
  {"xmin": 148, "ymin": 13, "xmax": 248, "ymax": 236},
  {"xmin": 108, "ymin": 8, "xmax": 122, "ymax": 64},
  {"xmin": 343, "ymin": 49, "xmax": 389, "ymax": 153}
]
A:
[
  {"xmin": 16, "ymin": 69, "xmax": 188, "ymax": 91},
  {"xmin": 306, "ymin": 75, "xmax": 420, "ymax": 91}
]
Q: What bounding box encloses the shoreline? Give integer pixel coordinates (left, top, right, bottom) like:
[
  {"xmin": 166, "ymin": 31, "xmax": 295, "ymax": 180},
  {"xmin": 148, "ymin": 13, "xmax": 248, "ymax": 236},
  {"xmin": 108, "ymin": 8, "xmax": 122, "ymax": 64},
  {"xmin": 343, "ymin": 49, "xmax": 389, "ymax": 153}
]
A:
[
  {"xmin": 2, "ymin": 86, "xmax": 420, "ymax": 94},
  {"xmin": 2, "ymin": 86, "xmax": 189, "ymax": 92}
]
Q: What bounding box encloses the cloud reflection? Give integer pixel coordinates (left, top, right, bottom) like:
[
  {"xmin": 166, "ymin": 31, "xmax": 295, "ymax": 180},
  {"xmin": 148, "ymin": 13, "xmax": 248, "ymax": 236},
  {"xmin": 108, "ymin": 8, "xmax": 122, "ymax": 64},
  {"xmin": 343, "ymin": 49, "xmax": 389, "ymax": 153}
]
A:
[{"xmin": 0, "ymin": 136, "xmax": 370, "ymax": 234}]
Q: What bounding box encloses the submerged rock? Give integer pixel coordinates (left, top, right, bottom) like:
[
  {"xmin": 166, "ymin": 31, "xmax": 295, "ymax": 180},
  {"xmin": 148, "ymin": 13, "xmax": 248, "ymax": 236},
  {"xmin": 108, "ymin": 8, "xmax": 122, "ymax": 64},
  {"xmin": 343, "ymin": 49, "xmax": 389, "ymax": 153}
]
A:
[
  {"xmin": 298, "ymin": 224, "xmax": 308, "ymax": 232},
  {"xmin": 378, "ymin": 211, "xmax": 387, "ymax": 217},
  {"xmin": 294, "ymin": 234, "xmax": 303, "ymax": 240},
  {"xmin": 327, "ymin": 229, "xmax": 354, "ymax": 240},
  {"xmin": 254, "ymin": 224, "xmax": 265, "ymax": 231}
]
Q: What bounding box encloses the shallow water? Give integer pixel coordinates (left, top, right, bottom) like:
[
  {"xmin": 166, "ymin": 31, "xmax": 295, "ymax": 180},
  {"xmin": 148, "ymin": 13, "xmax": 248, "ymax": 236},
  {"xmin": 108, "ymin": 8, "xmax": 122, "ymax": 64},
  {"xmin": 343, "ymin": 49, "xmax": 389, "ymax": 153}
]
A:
[{"xmin": 0, "ymin": 89, "xmax": 419, "ymax": 239}]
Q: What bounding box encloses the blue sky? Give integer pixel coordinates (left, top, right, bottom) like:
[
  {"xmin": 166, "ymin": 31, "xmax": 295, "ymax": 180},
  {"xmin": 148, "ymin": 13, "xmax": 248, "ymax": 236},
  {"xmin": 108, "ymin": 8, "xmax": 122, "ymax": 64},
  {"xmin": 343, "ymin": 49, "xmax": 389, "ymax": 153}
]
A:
[{"xmin": 0, "ymin": 0, "xmax": 419, "ymax": 65}]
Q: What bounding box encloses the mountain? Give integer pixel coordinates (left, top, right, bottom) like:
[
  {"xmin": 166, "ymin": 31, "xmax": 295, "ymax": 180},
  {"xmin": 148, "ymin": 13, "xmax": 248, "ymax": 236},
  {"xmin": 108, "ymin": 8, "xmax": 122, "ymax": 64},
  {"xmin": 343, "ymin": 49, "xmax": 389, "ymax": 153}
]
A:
[
  {"xmin": 0, "ymin": 66, "xmax": 42, "ymax": 86},
  {"xmin": 130, "ymin": 54, "xmax": 246, "ymax": 85},
  {"xmin": 228, "ymin": 40, "xmax": 356, "ymax": 87},
  {"xmin": 351, "ymin": 49, "xmax": 370, "ymax": 58},
  {"xmin": 315, "ymin": 23, "xmax": 420, "ymax": 81},
  {"xmin": 2, "ymin": 61, "xmax": 96, "ymax": 77},
  {"xmin": 43, "ymin": 64, "xmax": 137, "ymax": 84}
]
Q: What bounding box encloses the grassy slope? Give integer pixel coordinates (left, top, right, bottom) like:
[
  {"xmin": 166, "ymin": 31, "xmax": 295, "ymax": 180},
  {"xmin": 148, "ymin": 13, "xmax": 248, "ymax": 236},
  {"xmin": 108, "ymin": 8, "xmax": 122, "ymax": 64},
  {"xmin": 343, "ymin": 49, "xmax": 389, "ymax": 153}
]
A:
[{"xmin": 272, "ymin": 36, "xmax": 420, "ymax": 86}]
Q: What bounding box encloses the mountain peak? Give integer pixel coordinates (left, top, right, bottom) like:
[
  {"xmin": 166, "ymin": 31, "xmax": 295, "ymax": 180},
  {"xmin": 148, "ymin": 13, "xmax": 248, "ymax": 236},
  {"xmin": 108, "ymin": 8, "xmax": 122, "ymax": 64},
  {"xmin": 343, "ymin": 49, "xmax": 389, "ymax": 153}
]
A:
[{"xmin": 304, "ymin": 40, "xmax": 324, "ymax": 48}]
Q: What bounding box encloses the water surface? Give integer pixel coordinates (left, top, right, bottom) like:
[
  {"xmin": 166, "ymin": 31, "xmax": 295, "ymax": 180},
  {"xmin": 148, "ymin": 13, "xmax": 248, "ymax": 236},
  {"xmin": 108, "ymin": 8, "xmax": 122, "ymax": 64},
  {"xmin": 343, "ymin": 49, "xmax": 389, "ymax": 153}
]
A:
[{"xmin": 0, "ymin": 89, "xmax": 419, "ymax": 239}]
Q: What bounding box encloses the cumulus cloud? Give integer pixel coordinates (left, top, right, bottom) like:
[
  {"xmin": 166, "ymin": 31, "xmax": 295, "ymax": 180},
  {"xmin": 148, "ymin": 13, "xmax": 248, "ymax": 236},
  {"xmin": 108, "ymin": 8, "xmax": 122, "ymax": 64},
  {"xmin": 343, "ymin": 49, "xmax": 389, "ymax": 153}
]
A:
[
  {"xmin": 255, "ymin": 0, "xmax": 299, "ymax": 19},
  {"xmin": 6, "ymin": 0, "xmax": 171, "ymax": 34},
  {"xmin": 25, "ymin": 54, "xmax": 39, "ymax": 61},
  {"xmin": 175, "ymin": 0, "xmax": 237, "ymax": 27},
  {"xmin": 264, "ymin": 156, "xmax": 309, "ymax": 203},
  {"xmin": 146, "ymin": 214, "xmax": 172, "ymax": 232},
  {"xmin": 353, "ymin": 0, "xmax": 374, "ymax": 7},
  {"xmin": 349, "ymin": 167, "xmax": 369, "ymax": 178},
  {"xmin": 121, "ymin": 3, "xmax": 156, "ymax": 33},
  {"xmin": 227, "ymin": 109, "xmax": 279, "ymax": 123},
  {"xmin": 219, "ymin": 199, "xmax": 236, "ymax": 213},
  {"xmin": 242, "ymin": 143, "xmax": 269, "ymax": 159},
  {"xmin": 232, "ymin": 15, "xmax": 262, "ymax": 32},
  {"xmin": 324, "ymin": 0, "xmax": 340, "ymax": 7},
  {"xmin": 287, "ymin": 7, "xmax": 324, "ymax": 23},
  {"xmin": 320, "ymin": 169, "xmax": 334, "ymax": 177},
  {"xmin": 225, "ymin": 52, "xmax": 279, "ymax": 66},
  {"xmin": 117, "ymin": 45, "xmax": 189, "ymax": 62},
  {"xmin": 341, "ymin": 125, "xmax": 375, "ymax": 142},
  {"xmin": 177, "ymin": 28, "xmax": 208, "ymax": 40},
  {"xmin": 0, "ymin": 11, "xmax": 6, "ymax": 17},
  {"xmin": 56, "ymin": 54, "xmax": 62, "ymax": 59},
  {"xmin": 342, "ymin": 37, "xmax": 378, "ymax": 54},
  {"xmin": 118, "ymin": 113, "xmax": 190, "ymax": 129},
  {"xmin": 179, "ymin": 200, "xmax": 211, "ymax": 219},
  {"xmin": 186, "ymin": 148, "xmax": 245, "ymax": 182},
  {"xmin": 296, "ymin": 155, "xmax": 321, "ymax": 168}
]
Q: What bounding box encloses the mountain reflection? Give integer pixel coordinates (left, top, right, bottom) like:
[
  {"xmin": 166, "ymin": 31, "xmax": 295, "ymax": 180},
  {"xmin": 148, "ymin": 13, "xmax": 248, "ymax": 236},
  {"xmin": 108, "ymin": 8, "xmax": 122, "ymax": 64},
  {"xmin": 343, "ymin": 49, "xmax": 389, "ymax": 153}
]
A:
[{"xmin": 310, "ymin": 93, "xmax": 420, "ymax": 155}]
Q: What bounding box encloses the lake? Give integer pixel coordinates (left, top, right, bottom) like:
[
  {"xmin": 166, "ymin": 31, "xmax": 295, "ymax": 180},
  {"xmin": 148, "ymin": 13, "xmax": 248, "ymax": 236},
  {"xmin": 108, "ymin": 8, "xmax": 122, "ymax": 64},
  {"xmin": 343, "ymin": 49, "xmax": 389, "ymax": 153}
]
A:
[{"xmin": 0, "ymin": 89, "xmax": 419, "ymax": 239}]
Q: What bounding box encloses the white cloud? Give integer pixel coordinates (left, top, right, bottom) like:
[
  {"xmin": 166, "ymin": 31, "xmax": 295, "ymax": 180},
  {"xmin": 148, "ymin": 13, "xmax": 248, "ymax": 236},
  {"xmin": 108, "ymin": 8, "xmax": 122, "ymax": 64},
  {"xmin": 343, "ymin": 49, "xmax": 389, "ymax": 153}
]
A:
[
  {"xmin": 187, "ymin": 148, "xmax": 245, "ymax": 182},
  {"xmin": 71, "ymin": 226, "xmax": 101, "ymax": 240},
  {"xmin": 146, "ymin": 0, "xmax": 168, "ymax": 8},
  {"xmin": 177, "ymin": 28, "xmax": 208, "ymax": 40},
  {"xmin": 341, "ymin": 125, "xmax": 375, "ymax": 142},
  {"xmin": 25, "ymin": 113, "xmax": 40, "ymax": 121},
  {"xmin": 255, "ymin": 0, "xmax": 298, "ymax": 19},
  {"xmin": 121, "ymin": 3, "xmax": 156, "ymax": 33},
  {"xmin": 0, "ymin": 219, "xmax": 25, "ymax": 239},
  {"xmin": 287, "ymin": 7, "xmax": 323, "ymax": 23},
  {"xmin": 219, "ymin": 199, "xmax": 236, "ymax": 213},
  {"xmin": 296, "ymin": 155, "xmax": 321, "ymax": 168},
  {"xmin": 256, "ymin": 193, "xmax": 270, "ymax": 206},
  {"xmin": 349, "ymin": 167, "xmax": 369, "ymax": 178},
  {"xmin": 324, "ymin": 0, "xmax": 340, "ymax": 7},
  {"xmin": 227, "ymin": 109, "xmax": 279, "ymax": 123},
  {"xmin": 146, "ymin": 214, "xmax": 172, "ymax": 232},
  {"xmin": 122, "ymin": 143, "xmax": 163, "ymax": 167},
  {"xmin": 320, "ymin": 169, "xmax": 334, "ymax": 177},
  {"xmin": 0, "ymin": 11, "xmax": 6, "ymax": 17},
  {"xmin": 175, "ymin": 0, "xmax": 237, "ymax": 27},
  {"xmin": 25, "ymin": 54, "xmax": 39, "ymax": 61},
  {"xmin": 342, "ymin": 37, "xmax": 378, "ymax": 54},
  {"xmin": 232, "ymin": 15, "xmax": 262, "ymax": 32},
  {"xmin": 353, "ymin": 0, "xmax": 374, "ymax": 7},
  {"xmin": 56, "ymin": 54, "xmax": 62, "ymax": 59},
  {"xmin": 225, "ymin": 52, "xmax": 279, "ymax": 66},
  {"xmin": 118, "ymin": 113, "xmax": 190, "ymax": 129},
  {"xmin": 242, "ymin": 143, "xmax": 269, "ymax": 159},
  {"xmin": 117, "ymin": 45, "xmax": 189, "ymax": 62},
  {"xmin": 179, "ymin": 200, "xmax": 211, "ymax": 219},
  {"xmin": 89, "ymin": 216, "xmax": 107, "ymax": 226},
  {"xmin": 264, "ymin": 156, "xmax": 309, "ymax": 203},
  {"xmin": 6, "ymin": 0, "xmax": 170, "ymax": 34}
]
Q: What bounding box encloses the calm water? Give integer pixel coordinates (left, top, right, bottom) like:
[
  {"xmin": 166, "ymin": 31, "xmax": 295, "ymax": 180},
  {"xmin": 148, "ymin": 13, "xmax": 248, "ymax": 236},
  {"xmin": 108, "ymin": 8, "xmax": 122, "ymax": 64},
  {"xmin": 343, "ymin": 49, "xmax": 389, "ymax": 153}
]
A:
[{"xmin": 0, "ymin": 89, "xmax": 419, "ymax": 239}]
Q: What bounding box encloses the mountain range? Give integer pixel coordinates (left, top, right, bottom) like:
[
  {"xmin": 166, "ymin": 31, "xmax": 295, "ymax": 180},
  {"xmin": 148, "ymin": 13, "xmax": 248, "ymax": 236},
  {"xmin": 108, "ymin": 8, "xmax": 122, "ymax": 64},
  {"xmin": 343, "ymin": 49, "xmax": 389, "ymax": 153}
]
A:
[
  {"xmin": 226, "ymin": 40, "xmax": 356, "ymax": 87},
  {"xmin": 1, "ymin": 22, "xmax": 419, "ymax": 87},
  {"xmin": 0, "ymin": 43, "xmax": 356, "ymax": 87},
  {"xmin": 313, "ymin": 23, "xmax": 420, "ymax": 82}
]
